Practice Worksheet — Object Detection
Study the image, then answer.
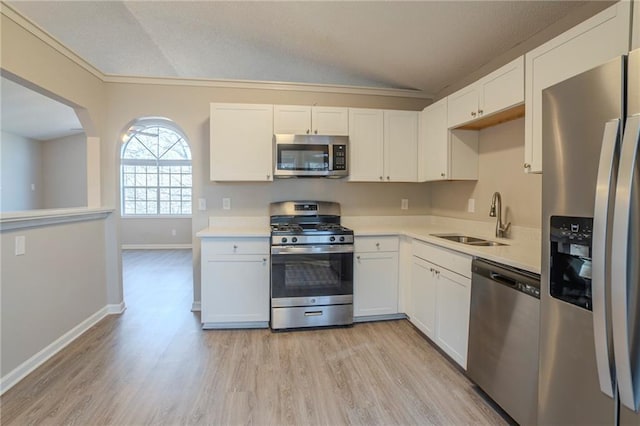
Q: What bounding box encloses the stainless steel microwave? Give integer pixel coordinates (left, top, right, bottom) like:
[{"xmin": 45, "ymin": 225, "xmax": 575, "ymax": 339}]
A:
[{"xmin": 273, "ymin": 134, "xmax": 348, "ymax": 178}]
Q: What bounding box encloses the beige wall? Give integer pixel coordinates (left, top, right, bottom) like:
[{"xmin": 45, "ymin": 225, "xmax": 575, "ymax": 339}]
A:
[
  {"xmin": 430, "ymin": 118, "xmax": 542, "ymax": 229},
  {"xmin": 104, "ymin": 82, "xmax": 432, "ymax": 302},
  {"xmin": 0, "ymin": 131, "xmax": 43, "ymax": 211},
  {"xmin": 42, "ymin": 133, "xmax": 87, "ymax": 209},
  {"xmin": 1, "ymin": 218, "xmax": 108, "ymax": 378}
]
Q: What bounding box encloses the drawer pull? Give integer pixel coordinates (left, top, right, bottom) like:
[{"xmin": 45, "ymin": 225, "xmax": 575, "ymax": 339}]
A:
[{"xmin": 304, "ymin": 311, "xmax": 323, "ymax": 317}]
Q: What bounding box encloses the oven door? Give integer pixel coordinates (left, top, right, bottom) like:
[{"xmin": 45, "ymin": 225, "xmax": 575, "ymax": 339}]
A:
[{"xmin": 271, "ymin": 245, "xmax": 353, "ymax": 307}]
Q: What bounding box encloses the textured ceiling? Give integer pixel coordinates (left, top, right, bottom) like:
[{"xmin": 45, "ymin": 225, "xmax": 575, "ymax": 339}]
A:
[{"xmin": 7, "ymin": 0, "xmax": 592, "ymax": 95}]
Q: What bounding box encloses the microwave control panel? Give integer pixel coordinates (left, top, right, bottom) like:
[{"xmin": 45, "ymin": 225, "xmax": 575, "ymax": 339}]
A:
[{"xmin": 332, "ymin": 145, "xmax": 347, "ymax": 170}]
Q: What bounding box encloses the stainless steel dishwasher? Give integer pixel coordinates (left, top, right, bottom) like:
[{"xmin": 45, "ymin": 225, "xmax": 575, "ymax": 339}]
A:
[{"xmin": 467, "ymin": 258, "xmax": 540, "ymax": 426}]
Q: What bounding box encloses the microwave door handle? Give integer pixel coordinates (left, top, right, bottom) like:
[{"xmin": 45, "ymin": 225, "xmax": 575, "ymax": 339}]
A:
[
  {"xmin": 592, "ymin": 119, "xmax": 621, "ymax": 398},
  {"xmin": 611, "ymin": 114, "xmax": 640, "ymax": 412}
]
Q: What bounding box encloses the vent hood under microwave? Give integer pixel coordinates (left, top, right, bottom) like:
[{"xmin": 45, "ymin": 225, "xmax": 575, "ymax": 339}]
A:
[{"xmin": 273, "ymin": 134, "xmax": 349, "ymax": 178}]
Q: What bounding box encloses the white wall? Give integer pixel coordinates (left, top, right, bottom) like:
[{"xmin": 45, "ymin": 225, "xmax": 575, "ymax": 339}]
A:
[
  {"xmin": 41, "ymin": 133, "xmax": 87, "ymax": 209},
  {"xmin": 0, "ymin": 131, "xmax": 43, "ymax": 211}
]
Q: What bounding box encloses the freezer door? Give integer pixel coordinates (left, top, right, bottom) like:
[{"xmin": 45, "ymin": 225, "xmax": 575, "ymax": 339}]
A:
[
  {"xmin": 540, "ymin": 56, "xmax": 624, "ymax": 424},
  {"xmin": 615, "ymin": 48, "xmax": 640, "ymax": 424}
]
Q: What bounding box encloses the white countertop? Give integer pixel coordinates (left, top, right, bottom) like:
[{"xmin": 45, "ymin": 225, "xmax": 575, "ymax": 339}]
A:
[{"xmin": 197, "ymin": 215, "xmax": 541, "ymax": 274}]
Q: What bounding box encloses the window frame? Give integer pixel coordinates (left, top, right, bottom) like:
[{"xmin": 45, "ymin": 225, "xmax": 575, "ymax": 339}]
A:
[{"xmin": 120, "ymin": 121, "xmax": 192, "ymax": 217}]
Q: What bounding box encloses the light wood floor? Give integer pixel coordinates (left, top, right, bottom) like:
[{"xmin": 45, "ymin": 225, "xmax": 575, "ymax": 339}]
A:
[{"xmin": 1, "ymin": 249, "xmax": 507, "ymax": 425}]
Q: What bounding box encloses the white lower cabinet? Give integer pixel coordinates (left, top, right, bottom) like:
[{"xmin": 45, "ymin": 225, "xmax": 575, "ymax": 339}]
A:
[
  {"xmin": 410, "ymin": 257, "xmax": 437, "ymax": 338},
  {"xmin": 200, "ymin": 238, "xmax": 270, "ymax": 328},
  {"xmin": 410, "ymin": 240, "xmax": 472, "ymax": 369},
  {"xmin": 354, "ymin": 236, "xmax": 400, "ymax": 319}
]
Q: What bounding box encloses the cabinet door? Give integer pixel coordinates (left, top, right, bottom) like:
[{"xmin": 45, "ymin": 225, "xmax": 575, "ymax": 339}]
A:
[
  {"xmin": 383, "ymin": 110, "xmax": 418, "ymax": 182},
  {"xmin": 354, "ymin": 251, "xmax": 399, "ymax": 317},
  {"xmin": 312, "ymin": 107, "xmax": 349, "ymax": 135},
  {"xmin": 273, "ymin": 105, "xmax": 312, "ymax": 134},
  {"xmin": 479, "ymin": 56, "xmax": 524, "ymax": 117},
  {"xmin": 210, "ymin": 103, "xmax": 273, "ymax": 181},
  {"xmin": 410, "ymin": 257, "xmax": 437, "ymax": 339},
  {"xmin": 435, "ymin": 269, "xmax": 471, "ymax": 369},
  {"xmin": 634, "ymin": 0, "xmax": 640, "ymax": 50},
  {"xmin": 348, "ymin": 108, "xmax": 385, "ymax": 182},
  {"xmin": 447, "ymin": 84, "xmax": 479, "ymax": 128},
  {"xmin": 524, "ymin": 2, "xmax": 631, "ymax": 173},
  {"xmin": 201, "ymin": 254, "xmax": 269, "ymax": 324},
  {"xmin": 419, "ymin": 98, "xmax": 449, "ymax": 181}
]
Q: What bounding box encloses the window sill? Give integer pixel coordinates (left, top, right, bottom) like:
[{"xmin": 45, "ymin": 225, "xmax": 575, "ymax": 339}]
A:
[
  {"xmin": 121, "ymin": 215, "xmax": 192, "ymax": 219},
  {"xmin": 0, "ymin": 207, "xmax": 114, "ymax": 231}
]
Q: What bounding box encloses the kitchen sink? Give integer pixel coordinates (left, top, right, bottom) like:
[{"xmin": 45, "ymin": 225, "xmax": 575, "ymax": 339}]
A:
[{"xmin": 430, "ymin": 234, "xmax": 508, "ymax": 247}]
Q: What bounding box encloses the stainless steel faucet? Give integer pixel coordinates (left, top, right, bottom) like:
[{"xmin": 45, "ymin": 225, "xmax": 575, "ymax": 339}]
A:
[{"xmin": 489, "ymin": 192, "xmax": 511, "ymax": 238}]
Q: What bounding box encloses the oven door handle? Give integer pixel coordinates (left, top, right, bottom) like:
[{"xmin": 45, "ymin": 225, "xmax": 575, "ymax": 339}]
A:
[{"xmin": 271, "ymin": 245, "xmax": 354, "ymax": 255}]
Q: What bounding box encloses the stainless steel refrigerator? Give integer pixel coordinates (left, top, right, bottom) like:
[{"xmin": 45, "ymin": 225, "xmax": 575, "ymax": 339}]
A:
[{"xmin": 539, "ymin": 49, "xmax": 639, "ymax": 425}]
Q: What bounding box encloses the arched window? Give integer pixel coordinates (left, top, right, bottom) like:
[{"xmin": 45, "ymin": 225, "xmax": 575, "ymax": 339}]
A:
[{"xmin": 120, "ymin": 119, "xmax": 192, "ymax": 215}]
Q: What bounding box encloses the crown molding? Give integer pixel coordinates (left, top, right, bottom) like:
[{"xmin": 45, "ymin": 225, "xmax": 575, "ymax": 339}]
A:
[
  {"xmin": 1, "ymin": 2, "xmax": 105, "ymax": 79},
  {"xmin": 1, "ymin": 2, "xmax": 432, "ymax": 100},
  {"xmin": 103, "ymin": 74, "xmax": 433, "ymax": 99}
]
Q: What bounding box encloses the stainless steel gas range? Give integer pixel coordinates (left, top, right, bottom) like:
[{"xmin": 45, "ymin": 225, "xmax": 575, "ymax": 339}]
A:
[{"xmin": 269, "ymin": 201, "xmax": 354, "ymax": 330}]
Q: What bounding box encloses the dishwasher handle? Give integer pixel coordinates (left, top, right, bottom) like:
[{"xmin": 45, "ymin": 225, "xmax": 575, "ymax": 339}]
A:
[{"xmin": 473, "ymin": 258, "xmax": 541, "ymax": 299}]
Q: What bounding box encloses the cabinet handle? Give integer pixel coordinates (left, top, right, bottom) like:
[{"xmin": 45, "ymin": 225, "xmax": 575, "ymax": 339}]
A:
[
  {"xmin": 478, "ymin": 109, "xmax": 483, "ymax": 115},
  {"xmin": 356, "ymin": 255, "xmax": 361, "ymax": 260},
  {"xmin": 524, "ymin": 163, "xmax": 531, "ymax": 169},
  {"xmin": 386, "ymin": 176, "xmax": 390, "ymax": 181},
  {"xmin": 379, "ymin": 176, "xmax": 384, "ymax": 180},
  {"xmin": 376, "ymin": 242, "xmax": 380, "ymax": 248},
  {"xmin": 306, "ymin": 129, "xmax": 310, "ymax": 134},
  {"xmin": 471, "ymin": 111, "xmax": 477, "ymax": 117},
  {"xmin": 314, "ymin": 129, "xmax": 318, "ymax": 134},
  {"xmin": 262, "ymin": 258, "xmax": 267, "ymax": 262},
  {"xmin": 440, "ymin": 172, "xmax": 446, "ymax": 178},
  {"xmin": 266, "ymin": 174, "xmax": 270, "ymax": 180},
  {"xmin": 233, "ymin": 245, "xmax": 238, "ymax": 250}
]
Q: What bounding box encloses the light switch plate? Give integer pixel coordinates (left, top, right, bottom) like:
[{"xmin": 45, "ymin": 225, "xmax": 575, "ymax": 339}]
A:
[
  {"xmin": 468, "ymin": 198, "xmax": 475, "ymax": 213},
  {"xmin": 222, "ymin": 198, "xmax": 231, "ymax": 210},
  {"xmin": 198, "ymin": 198, "xmax": 206, "ymax": 211},
  {"xmin": 15, "ymin": 235, "xmax": 25, "ymax": 256}
]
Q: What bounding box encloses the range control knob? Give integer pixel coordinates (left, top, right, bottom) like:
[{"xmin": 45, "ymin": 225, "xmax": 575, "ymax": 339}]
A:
[
  {"xmin": 339, "ymin": 236, "xmax": 345, "ymax": 242},
  {"xmin": 330, "ymin": 236, "xmax": 336, "ymax": 242},
  {"xmin": 281, "ymin": 237, "xmax": 287, "ymax": 243},
  {"xmin": 292, "ymin": 237, "xmax": 298, "ymax": 243}
]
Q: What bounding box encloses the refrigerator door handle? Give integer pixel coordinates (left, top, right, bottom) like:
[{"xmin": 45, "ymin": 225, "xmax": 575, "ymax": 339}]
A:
[
  {"xmin": 592, "ymin": 118, "xmax": 621, "ymax": 398},
  {"xmin": 612, "ymin": 113, "xmax": 640, "ymax": 412}
]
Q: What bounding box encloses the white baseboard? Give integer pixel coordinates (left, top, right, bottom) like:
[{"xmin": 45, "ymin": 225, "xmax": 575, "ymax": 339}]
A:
[
  {"xmin": 107, "ymin": 301, "xmax": 126, "ymax": 314},
  {"xmin": 121, "ymin": 243, "xmax": 192, "ymax": 250},
  {"xmin": 191, "ymin": 301, "xmax": 201, "ymax": 312},
  {"xmin": 0, "ymin": 303, "xmax": 123, "ymax": 395}
]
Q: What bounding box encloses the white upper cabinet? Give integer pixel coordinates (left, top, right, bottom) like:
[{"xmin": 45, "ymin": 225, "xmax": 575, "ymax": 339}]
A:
[
  {"xmin": 210, "ymin": 103, "xmax": 274, "ymax": 181},
  {"xmin": 349, "ymin": 109, "xmax": 418, "ymax": 182},
  {"xmin": 634, "ymin": 0, "xmax": 640, "ymax": 49},
  {"xmin": 383, "ymin": 110, "xmax": 419, "ymax": 182},
  {"xmin": 447, "ymin": 56, "xmax": 524, "ymax": 129},
  {"xmin": 524, "ymin": 2, "xmax": 631, "ymax": 173},
  {"xmin": 348, "ymin": 108, "xmax": 385, "ymax": 181},
  {"xmin": 274, "ymin": 105, "xmax": 348, "ymax": 135},
  {"xmin": 419, "ymin": 98, "xmax": 478, "ymax": 182}
]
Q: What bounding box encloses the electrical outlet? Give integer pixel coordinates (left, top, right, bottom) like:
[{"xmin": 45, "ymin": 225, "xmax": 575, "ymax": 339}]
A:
[
  {"xmin": 401, "ymin": 199, "xmax": 409, "ymax": 210},
  {"xmin": 198, "ymin": 198, "xmax": 207, "ymax": 211},
  {"xmin": 15, "ymin": 235, "xmax": 25, "ymax": 256},
  {"xmin": 468, "ymin": 198, "xmax": 475, "ymax": 213},
  {"xmin": 222, "ymin": 198, "xmax": 231, "ymax": 210}
]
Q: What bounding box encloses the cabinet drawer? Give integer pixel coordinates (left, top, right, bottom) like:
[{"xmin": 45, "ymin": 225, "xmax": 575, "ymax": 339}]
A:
[
  {"xmin": 201, "ymin": 238, "xmax": 269, "ymax": 257},
  {"xmin": 412, "ymin": 239, "xmax": 472, "ymax": 278},
  {"xmin": 355, "ymin": 236, "xmax": 399, "ymax": 253}
]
